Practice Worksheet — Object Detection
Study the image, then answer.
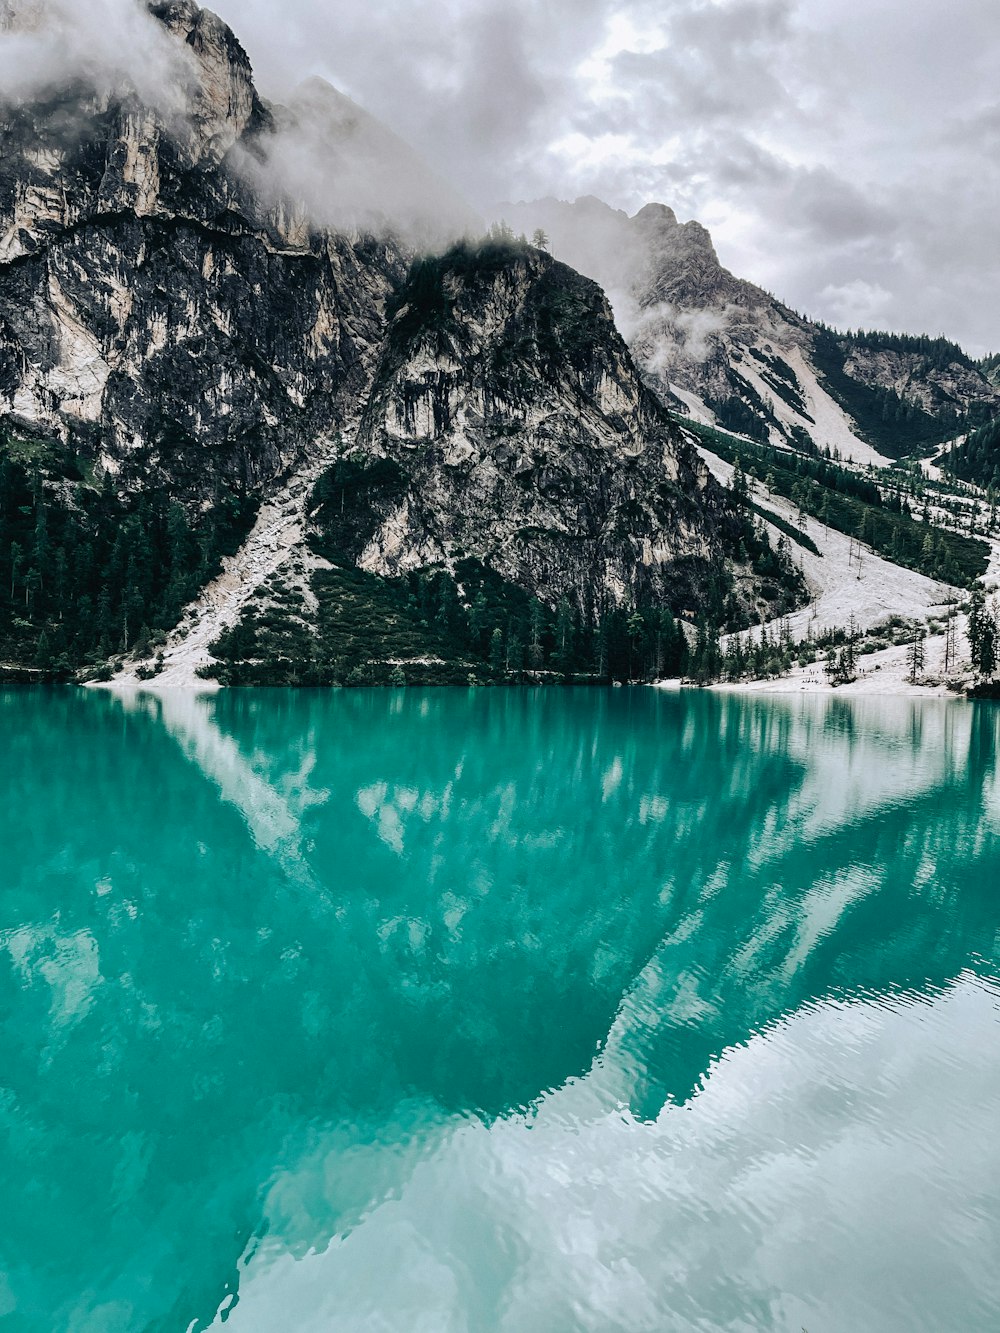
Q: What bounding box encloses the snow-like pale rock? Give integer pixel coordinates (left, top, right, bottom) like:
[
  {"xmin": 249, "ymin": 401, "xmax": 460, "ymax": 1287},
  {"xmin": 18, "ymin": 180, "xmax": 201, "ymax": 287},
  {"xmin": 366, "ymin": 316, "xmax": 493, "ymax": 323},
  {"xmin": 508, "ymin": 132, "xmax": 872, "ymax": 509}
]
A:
[
  {"xmin": 713, "ymin": 636, "xmax": 960, "ymax": 698},
  {"xmin": 757, "ymin": 346, "xmax": 892, "ymax": 468},
  {"xmin": 684, "ymin": 444, "xmax": 980, "ymax": 697},
  {"xmin": 111, "ymin": 455, "xmax": 335, "ymax": 689},
  {"xmin": 697, "ymin": 445, "xmax": 955, "ymax": 645}
]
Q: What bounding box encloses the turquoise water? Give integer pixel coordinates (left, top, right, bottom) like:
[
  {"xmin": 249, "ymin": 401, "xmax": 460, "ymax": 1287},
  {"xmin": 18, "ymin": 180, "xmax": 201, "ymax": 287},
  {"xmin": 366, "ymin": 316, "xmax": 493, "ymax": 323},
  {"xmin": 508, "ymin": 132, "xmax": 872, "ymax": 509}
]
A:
[{"xmin": 1, "ymin": 687, "xmax": 998, "ymax": 1332}]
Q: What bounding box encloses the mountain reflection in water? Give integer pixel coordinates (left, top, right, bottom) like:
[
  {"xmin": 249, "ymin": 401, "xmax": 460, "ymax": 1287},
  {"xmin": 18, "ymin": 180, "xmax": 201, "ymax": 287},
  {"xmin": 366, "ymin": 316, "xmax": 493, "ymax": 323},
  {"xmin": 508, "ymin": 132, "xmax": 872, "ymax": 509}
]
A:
[{"xmin": 0, "ymin": 688, "xmax": 997, "ymax": 1332}]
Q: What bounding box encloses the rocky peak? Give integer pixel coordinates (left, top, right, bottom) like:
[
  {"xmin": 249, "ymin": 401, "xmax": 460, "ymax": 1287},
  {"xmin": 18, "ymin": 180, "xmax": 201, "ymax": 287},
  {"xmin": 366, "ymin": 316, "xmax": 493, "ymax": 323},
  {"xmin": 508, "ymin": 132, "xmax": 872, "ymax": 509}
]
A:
[
  {"xmin": 323, "ymin": 240, "xmax": 749, "ymax": 617},
  {"xmin": 148, "ymin": 1, "xmax": 259, "ymax": 163},
  {"xmin": 375, "ymin": 246, "xmax": 646, "ymax": 445},
  {"xmin": 0, "ymin": 0, "xmax": 409, "ymax": 476},
  {"xmin": 633, "ymin": 202, "xmax": 678, "ymax": 229},
  {"xmin": 0, "ymin": 5, "xmax": 804, "ymax": 684},
  {"xmin": 147, "ymin": 0, "xmax": 201, "ymax": 27},
  {"xmin": 505, "ymin": 193, "xmax": 1000, "ymax": 459},
  {"xmin": 0, "ymin": 2, "xmax": 261, "ymax": 163}
]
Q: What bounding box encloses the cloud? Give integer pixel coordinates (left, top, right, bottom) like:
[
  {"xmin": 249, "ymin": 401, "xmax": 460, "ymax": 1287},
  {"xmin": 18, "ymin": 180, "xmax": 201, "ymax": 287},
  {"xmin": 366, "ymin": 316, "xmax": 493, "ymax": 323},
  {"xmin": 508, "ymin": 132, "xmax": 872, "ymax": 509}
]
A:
[
  {"xmin": 817, "ymin": 279, "xmax": 894, "ymax": 330},
  {"xmin": 0, "ymin": 0, "xmax": 190, "ymax": 114},
  {"xmin": 0, "ymin": 2, "xmax": 477, "ymax": 247},
  {"xmin": 236, "ymin": 78, "xmax": 479, "ymax": 249},
  {"xmin": 3, "ymin": 0, "xmax": 999, "ymax": 351},
  {"xmin": 207, "ymin": 0, "xmax": 1000, "ymax": 353},
  {"xmin": 215, "ymin": 977, "xmax": 1000, "ymax": 1332}
]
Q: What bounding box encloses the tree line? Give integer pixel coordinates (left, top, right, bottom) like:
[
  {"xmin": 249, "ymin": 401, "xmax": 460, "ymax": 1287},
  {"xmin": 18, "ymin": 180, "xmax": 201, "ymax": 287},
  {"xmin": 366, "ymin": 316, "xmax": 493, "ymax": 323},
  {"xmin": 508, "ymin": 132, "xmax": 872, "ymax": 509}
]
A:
[
  {"xmin": 688, "ymin": 420, "xmax": 989, "ymax": 586},
  {"xmin": 945, "ymin": 418, "xmax": 1000, "ymax": 489},
  {"xmin": 208, "ymin": 556, "xmax": 739, "ymax": 688},
  {"xmin": 0, "ymin": 435, "xmax": 253, "ymax": 676}
]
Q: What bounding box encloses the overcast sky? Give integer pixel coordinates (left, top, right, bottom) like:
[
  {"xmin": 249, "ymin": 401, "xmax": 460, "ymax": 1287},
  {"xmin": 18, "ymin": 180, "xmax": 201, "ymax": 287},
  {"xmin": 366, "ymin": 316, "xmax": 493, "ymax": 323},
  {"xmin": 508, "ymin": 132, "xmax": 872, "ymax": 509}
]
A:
[{"xmin": 209, "ymin": 0, "xmax": 997, "ymax": 353}]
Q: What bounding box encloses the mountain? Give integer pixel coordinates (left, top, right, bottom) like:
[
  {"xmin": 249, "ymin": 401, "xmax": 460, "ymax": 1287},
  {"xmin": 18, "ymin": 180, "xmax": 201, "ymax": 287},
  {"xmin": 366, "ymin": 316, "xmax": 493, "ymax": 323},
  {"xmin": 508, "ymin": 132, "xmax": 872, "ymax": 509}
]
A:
[
  {"xmin": 504, "ymin": 197, "xmax": 1000, "ymax": 463},
  {"xmin": 0, "ymin": 3, "xmax": 404, "ymax": 491},
  {"xmin": 981, "ymin": 353, "xmax": 1000, "ymax": 385},
  {"xmin": 0, "ymin": 2, "xmax": 800, "ymax": 685},
  {"xmin": 202, "ymin": 239, "xmax": 809, "ymax": 688},
  {"xmin": 342, "ymin": 243, "xmax": 733, "ymax": 614}
]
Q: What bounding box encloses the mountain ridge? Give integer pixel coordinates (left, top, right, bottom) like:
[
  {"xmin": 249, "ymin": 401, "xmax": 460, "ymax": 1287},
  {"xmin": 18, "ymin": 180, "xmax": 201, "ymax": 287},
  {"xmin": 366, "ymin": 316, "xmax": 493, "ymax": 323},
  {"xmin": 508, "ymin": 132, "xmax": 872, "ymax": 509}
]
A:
[{"xmin": 503, "ymin": 195, "xmax": 1000, "ymax": 463}]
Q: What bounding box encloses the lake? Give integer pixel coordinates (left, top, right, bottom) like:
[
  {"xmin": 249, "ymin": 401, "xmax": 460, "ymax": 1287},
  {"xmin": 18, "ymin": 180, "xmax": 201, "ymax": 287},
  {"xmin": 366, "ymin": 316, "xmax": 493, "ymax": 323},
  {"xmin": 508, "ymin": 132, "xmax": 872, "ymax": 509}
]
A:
[{"xmin": 1, "ymin": 687, "xmax": 998, "ymax": 1331}]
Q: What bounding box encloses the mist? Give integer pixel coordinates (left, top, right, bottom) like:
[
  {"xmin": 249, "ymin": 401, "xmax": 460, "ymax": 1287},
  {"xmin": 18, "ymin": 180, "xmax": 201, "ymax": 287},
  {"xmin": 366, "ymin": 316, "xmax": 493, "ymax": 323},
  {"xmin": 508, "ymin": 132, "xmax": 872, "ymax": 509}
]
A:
[
  {"xmin": 207, "ymin": 0, "xmax": 1000, "ymax": 355},
  {"xmin": 2, "ymin": 0, "xmax": 998, "ymax": 351},
  {"xmin": 236, "ymin": 78, "xmax": 479, "ymax": 251},
  {"xmin": 0, "ymin": 0, "xmax": 479, "ymax": 251},
  {"xmin": 0, "ymin": 0, "xmax": 191, "ymax": 115}
]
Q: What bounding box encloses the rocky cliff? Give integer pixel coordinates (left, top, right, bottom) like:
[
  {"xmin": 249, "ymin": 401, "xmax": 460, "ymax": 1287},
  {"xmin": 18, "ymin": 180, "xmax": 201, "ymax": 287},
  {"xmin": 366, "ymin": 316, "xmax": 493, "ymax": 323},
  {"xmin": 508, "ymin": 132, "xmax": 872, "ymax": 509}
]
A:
[
  {"xmin": 334, "ymin": 243, "xmax": 734, "ymax": 616},
  {"xmin": 192, "ymin": 241, "xmax": 803, "ymax": 688},
  {"xmin": 0, "ymin": 2, "xmax": 406, "ymax": 499}
]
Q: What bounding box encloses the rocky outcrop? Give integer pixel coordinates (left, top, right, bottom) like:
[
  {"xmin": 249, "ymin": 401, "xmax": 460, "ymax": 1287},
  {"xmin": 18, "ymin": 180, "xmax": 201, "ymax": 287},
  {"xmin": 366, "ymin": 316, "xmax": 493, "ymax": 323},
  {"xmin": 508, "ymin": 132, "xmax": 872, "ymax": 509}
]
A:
[
  {"xmin": 321, "ymin": 243, "xmax": 740, "ymax": 618},
  {"xmin": 840, "ymin": 344, "xmax": 998, "ymax": 417},
  {"xmin": 0, "ymin": 2, "xmax": 406, "ymax": 500}
]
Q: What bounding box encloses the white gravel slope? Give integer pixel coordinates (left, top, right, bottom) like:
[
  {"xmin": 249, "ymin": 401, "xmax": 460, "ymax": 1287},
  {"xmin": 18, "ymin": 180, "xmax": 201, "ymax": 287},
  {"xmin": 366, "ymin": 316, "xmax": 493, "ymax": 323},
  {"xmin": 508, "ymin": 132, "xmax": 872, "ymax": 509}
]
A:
[
  {"xmin": 111, "ymin": 461, "xmax": 331, "ymax": 689},
  {"xmin": 715, "ymin": 635, "xmax": 961, "ymax": 697},
  {"xmin": 778, "ymin": 348, "xmax": 891, "ymax": 468},
  {"xmin": 697, "ymin": 445, "xmax": 956, "ymax": 648}
]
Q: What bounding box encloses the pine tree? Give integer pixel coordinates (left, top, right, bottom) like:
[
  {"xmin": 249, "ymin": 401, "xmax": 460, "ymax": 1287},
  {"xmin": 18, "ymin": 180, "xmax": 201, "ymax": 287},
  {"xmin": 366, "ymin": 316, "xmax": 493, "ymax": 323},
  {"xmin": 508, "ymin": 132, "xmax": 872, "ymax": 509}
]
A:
[
  {"xmin": 970, "ymin": 596, "xmax": 999, "ymax": 680},
  {"xmin": 626, "ymin": 611, "xmax": 644, "ymax": 681},
  {"xmin": 489, "ymin": 627, "xmax": 505, "ymax": 676},
  {"xmin": 943, "ymin": 603, "xmax": 958, "ymax": 675},
  {"xmin": 907, "ymin": 629, "xmax": 926, "ymax": 684},
  {"xmin": 731, "ymin": 458, "xmax": 749, "ymax": 505},
  {"xmin": 553, "ymin": 597, "xmax": 575, "ymax": 677},
  {"xmin": 468, "ymin": 589, "xmax": 489, "ymax": 655},
  {"xmin": 9, "ymin": 540, "xmax": 22, "ymax": 605},
  {"xmin": 981, "ymin": 617, "xmax": 998, "ymax": 680},
  {"xmin": 528, "ymin": 599, "xmax": 546, "ymax": 670},
  {"xmin": 35, "ymin": 629, "xmax": 51, "ymax": 671},
  {"xmin": 969, "ymin": 588, "xmax": 987, "ymax": 670},
  {"xmin": 506, "ymin": 633, "xmax": 524, "ymax": 675},
  {"xmin": 844, "ymin": 616, "xmax": 858, "ymax": 679}
]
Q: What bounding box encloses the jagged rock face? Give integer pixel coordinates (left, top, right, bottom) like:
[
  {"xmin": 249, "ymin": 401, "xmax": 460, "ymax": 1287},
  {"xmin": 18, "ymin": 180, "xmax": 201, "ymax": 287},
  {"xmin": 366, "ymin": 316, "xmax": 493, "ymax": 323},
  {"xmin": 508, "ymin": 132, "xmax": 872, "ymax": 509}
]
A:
[
  {"xmin": 0, "ymin": 2, "xmax": 405, "ymax": 496},
  {"xmin": 151, "ymin": 2, "xmax": 258, "ymax": 165},
  {"xmin": 327, "ymin": 246, "xmax": 738, "ymax": 615},
  {"xmin": 840, "ymin": 345, "xmax": 998, "ymax": 416},
  {"xmin": 506, "ymin": 196, "xmax": 1000, "ymax": 458},
  {"xmin": 625, "ymin": 203, "xmax": 807, "ymax": 409},
  {"xmin": 504, "ymin": 196, "xmax": 808, "ymax": 409}
]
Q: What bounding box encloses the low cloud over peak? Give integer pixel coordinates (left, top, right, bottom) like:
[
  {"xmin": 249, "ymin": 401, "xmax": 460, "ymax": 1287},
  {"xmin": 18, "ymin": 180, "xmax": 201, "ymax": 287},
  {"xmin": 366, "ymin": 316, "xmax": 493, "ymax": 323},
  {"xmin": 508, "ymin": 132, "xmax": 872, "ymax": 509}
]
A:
[
  {"xmin": 2, "ymin": 0, "xmax": 997, "ymax": 353},
  {"xmin": 207, "ymin": 0, "xmax": 1000, "ymax": 355},
  {"xmin": 0, "ymin": 0, "xmax": 191, "ymax": 112}
]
